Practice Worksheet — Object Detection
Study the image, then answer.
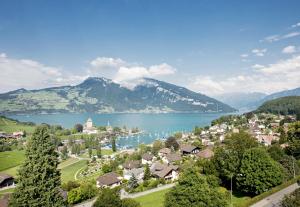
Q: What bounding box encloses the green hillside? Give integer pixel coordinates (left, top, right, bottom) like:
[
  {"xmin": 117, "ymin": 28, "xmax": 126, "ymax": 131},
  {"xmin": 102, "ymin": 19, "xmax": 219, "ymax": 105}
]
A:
[
  {"xmin": 256, "ymin": 96, "xmax": 300, "ymax": 116},
  {"xmin": 0, "ymin": 116, "xmax": 35, "ymax": 133}
]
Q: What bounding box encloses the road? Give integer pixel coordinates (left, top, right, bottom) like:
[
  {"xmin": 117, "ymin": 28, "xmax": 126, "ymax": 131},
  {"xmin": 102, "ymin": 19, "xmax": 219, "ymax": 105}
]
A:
[
  {"xmin": 74, "ymin": 183, "xmax": 175, "ymax": 207},
  {"xmin": 250, "ymin": 183, "xmax": 299, "ymax": 207}
]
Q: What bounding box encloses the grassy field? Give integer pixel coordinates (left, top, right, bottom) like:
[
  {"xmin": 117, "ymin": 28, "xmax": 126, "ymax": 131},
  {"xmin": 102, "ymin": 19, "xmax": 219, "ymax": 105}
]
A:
[
  {"xmin": 0, "ymin": 116, "xmax": 35, "ymax": 134},
  {"xmin": 0, "ymin": 150, "xmax": 25, "ymax": 171},
  {"xmin": 134, "ymin": 188, "xmax": 170, "ymax": 207},
  {"xmin": 60, "ymin": 160, "xmax": 87, "ymax": 183}
]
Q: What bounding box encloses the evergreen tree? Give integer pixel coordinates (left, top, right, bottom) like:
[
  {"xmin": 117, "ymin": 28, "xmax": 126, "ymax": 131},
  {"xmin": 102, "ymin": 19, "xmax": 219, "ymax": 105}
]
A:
[
  {"xmin": 96, "ymin": 144, "xmax": 102, "ymax": 158},
  {"xmin": 143, "ymin": 164, "xmax": 151, "ymax": 181},
  {"xmin": 112, "ymin": 137, "xmax": 117, "ymax": 152},
  {"xmin": 128, "ymin": 174, "xmax": 138, "ymax": 190},
  {"xmin": 10, "ymin": 125, "xmax": 65, "ymax": 207},
  {"xmin": 88, "ymin": 147, "xmax": 92, "ymax": 158}
]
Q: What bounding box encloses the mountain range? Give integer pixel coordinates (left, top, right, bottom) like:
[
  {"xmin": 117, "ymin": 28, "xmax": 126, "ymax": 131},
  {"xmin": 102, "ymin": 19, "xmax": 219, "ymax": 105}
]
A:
[
  {"xmin": 215, "ymin": 87, "xmax": 300, "ymax": 111},
  {"xmin": 0, "ymin": 77, "xmax": 236, "ymax": 114}
]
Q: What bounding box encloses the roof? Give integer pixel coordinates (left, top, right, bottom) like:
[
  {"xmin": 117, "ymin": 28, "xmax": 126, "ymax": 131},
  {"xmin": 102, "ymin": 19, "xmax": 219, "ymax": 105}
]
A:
[
  {"xmin": 180, "ymin": 144, "xmax": 198, "ymax": 153},
  {"xmin": 142, "ymin": 153, "xmax": 154, "ymax": 161},
  {"xmin": 97, "ymin": 172, "xmax": 121, "ymax": 186},
  {"xmin": 159, "ymin": 148, "xmax": 171, "ymax": 154},
  {"xmin": 165, "ymin": 153, "xmax": 182, "ymax": 163},
  {"xmin": 123, "ymin": 160, "xmax": 141, "ymax": 170},
  {"xmin": 150, "ymin": 162, "xmax": 178, "ymax": 178},
  {"xmin": 124, "ymin": 168, "xmax": 144, "ymax": 178},
  {"xmin": 0, "ymin": 173, "xmax": 13, "ymax": 185},
  {"xmin": 197, "ymin": 148, "xmax": 214, "ymax": 159}
]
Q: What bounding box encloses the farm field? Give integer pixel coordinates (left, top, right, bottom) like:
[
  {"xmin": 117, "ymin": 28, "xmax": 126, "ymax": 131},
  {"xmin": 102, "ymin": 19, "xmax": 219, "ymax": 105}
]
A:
[{"xmin": 0, "ymin": 150, "xmax": 25, "ymax": 171}]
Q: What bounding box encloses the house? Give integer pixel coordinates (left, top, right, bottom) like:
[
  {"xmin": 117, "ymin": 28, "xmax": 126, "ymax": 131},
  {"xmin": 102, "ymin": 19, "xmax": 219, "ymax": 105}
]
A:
[
  {"xmin": 123, "ymin": 160, "xmax": 141, "ymax": 170},
  {"xmin": 158, "ymin": 148, "xmax": 171, "ymax": 158},
  {"xmin": 123, "ymin": 168, "xmax": 144, "ymax": 182},
  {"xmin": 96, "ymin": 172, "xmax": 122, "ymax": 188},
  {"xmin": 179, "ymin": 144, "xmax": 200, "ymax": 155},
  {"xmin": 163, "ymin": 153, "xmax": 182, "ymax": 164},
  {"xmin": 257, "ymin": 135, "xmax": 279, "ymax": 146},
  {"xmin": 142, "ymin": 153, "xmax": 154, "ymax": 165},
  {"xmin": 150, "ymin": 162, "xmax": 179, "ymax": 181},
  {"xmin": 270, "ymin": 122, "xmax": 280, "ymax": 128},
  {"xmin": 0, "ymin": 173, "xmax": 14, "ymax": 188},
  {"xmin": 83, "ymin": 118, "xmax": 98, "ymax": 134},
  {"xmin": 197, "ymin": 148, "xmax": 214, "ymax": 159}
]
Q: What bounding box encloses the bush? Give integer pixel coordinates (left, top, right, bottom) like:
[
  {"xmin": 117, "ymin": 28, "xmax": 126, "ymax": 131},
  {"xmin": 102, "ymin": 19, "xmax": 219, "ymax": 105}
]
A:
[
  {"xmin": 61, "ymin": 180, "xmax": 80, "ymax": 191},
  {"xmin": 122, "ymin": 198, "xmax": 141, "ymax": 207}
]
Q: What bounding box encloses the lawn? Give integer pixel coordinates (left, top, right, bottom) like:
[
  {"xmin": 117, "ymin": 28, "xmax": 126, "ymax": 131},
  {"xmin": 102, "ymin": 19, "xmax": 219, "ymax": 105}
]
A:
[
  {"xmin": 79, "ymin": 148, "xmax": 113, "ymax": 158},
  {"xmin": 60, "ymin": 160, "xmax": 87, "ymax": 183},
  {"xmin": 0, "ymin": 188, "xmax": 14, "ymax": 197},
  {"xmin": 58, "ymin": 158, "xmax": 80, "ymax": 169},
  {"xmin": 134, "ymin": 188, "xmax": 170, "ymax": 207},
  {"xmin": 0, "ymin": 116, "xmax": 35, "ymax": 134},
  {"xmin": 0, "ymin": 150, "xmax": 25, "ymax": 171}
]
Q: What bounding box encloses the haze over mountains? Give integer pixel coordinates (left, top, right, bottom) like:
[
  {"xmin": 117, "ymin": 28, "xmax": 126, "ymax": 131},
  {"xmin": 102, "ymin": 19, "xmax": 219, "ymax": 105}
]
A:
[
  {"xmin": 215, "ymin": 87, "xmax": 300, "ymax": 111},
  {"xmin": 0, "ymin": 77, "xmax": 236, "ymax": 114}
]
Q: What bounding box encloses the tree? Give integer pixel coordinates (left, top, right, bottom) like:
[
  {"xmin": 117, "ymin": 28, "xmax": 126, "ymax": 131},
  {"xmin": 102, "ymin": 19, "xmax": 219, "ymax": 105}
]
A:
[
  {"xmin": 268, "ymin": 144, "xmax": 285, "ymax": 162},
  {"xmin": 279, "ymin": 155, "xmax": 300, "ymax": 180},
  {"xmin": 61, "ymin": 145, "xmax": 68, "ymax": 160},
  {"xmin": 93, "ymin": 188, "xmax": 141, "ymax": 207},
  {"xmin": 280, "ymin": 188, "xmax": 300, "ymax": 207},
  {"xmin": 128, "ymin": 174, "xmax": 139, "ymax": 190},
  {"xmin": 143, "ymin": 164, "xmax": 151, "ymax": 181},
  {"xmin": 93, "ymin": 188, "xmax": 122, "ymax": 207},
  {"xmin": 174, "ymin": 132, "xmax": 182, "ymax": 139},
  {"xmin": 152, "ymin": 140, "xmax": 164, "ymax": 155},
  {"xmin": 165, "ymin": 137, "xmax": 179, "ymax": 151},
  {"xmin": 193, "ymin": 126, "xmax": 202, "ymax": 136},
  {"xmin": 74, "ymin": 124, "xmax": 83, "ymax": 133},
  {"xmin": 212, "ymin": 147, "xmax": 240, "ymax": 182},
  {"xmin": 286, "ymin": 122, "xmax": 300, "ymax": 159},
  {"xmin": 237, "ymin": 148, "xmax": 283, "ymax": 195},
  {"xmin": 9, "ymin": 125, "xmax": 65, "ymax": 207},
  {"xmin": 96, "ymin": 144, "xmax": 102, "ymax": 158},
  {"xmin": 224, "ymin": 131, "xmax": 258, "ymax": 159},
  {"xmin": 88, "ymin": 147, "xmax": 92, "ymax": 158},
  {"xmin": 164, "ymin": 168, "xmax": 228, "ymax": 207},
  {"xmin": 112, "ymin": 137, "xmax": 117, "ymax": 152}
]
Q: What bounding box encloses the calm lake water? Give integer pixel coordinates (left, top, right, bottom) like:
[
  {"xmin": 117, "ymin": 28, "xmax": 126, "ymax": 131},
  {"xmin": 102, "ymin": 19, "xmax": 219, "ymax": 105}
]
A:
[{"xmin": 9, "ymin": 113, "xmax": 229, "ymax": 148}]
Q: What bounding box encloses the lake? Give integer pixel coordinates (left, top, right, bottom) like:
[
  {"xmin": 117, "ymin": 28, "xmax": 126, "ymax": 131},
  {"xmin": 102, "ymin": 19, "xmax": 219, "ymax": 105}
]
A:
[{"xmin": 9, "ymin": 113, "xmax": 229, "ymax": 148}]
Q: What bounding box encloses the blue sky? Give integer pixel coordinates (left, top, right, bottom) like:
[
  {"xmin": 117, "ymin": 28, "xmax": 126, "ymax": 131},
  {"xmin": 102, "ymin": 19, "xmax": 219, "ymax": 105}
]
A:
[{"xmin": 0, "ymin": 0, "xmax": 300, "ymax": 95}]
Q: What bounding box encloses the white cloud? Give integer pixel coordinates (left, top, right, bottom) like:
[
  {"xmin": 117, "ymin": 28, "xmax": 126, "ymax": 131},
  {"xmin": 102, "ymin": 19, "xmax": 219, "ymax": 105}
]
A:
[
  {"xmin": 282, "ymin": 45, "xmax": 296, "ymax": 54},
  {"xmin": 252, "ymin": 64, "xmax": 265, "ymax": 69},
  {"xmin": 114, "ymin": 63, "xmax": 176, "ymax": 88},
  {"xmin": 240, "ymin": 54, "xmax": 248, "ymax": 58},
  {"xmin": 252, "ymin": 48, "xmax": 267, "ymax": 57},
  {"xmin": 263, "ymin": 32, "xmax": 300, "ymax": 42},
  {"xmin": 0, "ymin": 53, "xmax": 85, "ymax": 92},
  {"xmin": 90, "ymin": 57, "xmax": 125, "ymax": 68},
  {"xmin": 188, "ymin": 55, "xmax": 300, "ymax": 95},
  {"xmin": 291, "ymin": 22, "xmax": 300, "ymax": 28}
]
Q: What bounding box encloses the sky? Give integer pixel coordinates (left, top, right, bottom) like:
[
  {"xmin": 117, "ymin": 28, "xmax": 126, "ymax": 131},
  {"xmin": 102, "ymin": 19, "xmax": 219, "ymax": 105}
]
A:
[{"xmin": 0, "ymin": 0, "xmax": 300, "ymax": 95}]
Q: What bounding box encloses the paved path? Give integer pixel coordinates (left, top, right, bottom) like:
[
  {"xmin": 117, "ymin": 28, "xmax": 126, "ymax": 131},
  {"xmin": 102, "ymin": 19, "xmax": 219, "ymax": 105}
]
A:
[
  {"xmin": 121, "ymin": 183, "xmax": 175, "ymax": 199},
  {"xmin": 250, "ymin": 183, "xmax": 299, "ymax": 207},
  {"xmin": 74, "ymin": 183, "xmax": 175, "ymax": 207}
]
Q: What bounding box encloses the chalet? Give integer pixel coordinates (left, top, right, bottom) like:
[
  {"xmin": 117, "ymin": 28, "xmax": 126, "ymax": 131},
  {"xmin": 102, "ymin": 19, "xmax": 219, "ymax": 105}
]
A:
[
  {"xmin": 123, "ymin": 168, "xmax": 144, "ymax": 182},
  {"xmin": 141, "ymin": 153, "xmax": 154, "ymax": 165},
  {"xmin": 163, "ymin": 153, "xmax": 182, "ymax": 164},
  {"xmin": 123, "ymin": 160, "xmax": 141, "ymax": 170},
  {"xmin": 257, "ymin": 134, "xmax": 279, "ymax": 146},
  {"xmin": 0, "ymin": 173, "xmax": 14, "ymax": 188},
  {"xmin": 197, "ymin": 148, "xmax": 214, "ymax": 159},
  {"xmin": 158, "ymin": 148, "xmax": 171, "ymax": 158},
  {"xmin": 179, "ymin": 144, "xmax": 200, "ymax": 155},
  {"xmin": 96, "ymin": 172, "xmax": 122, "ymax": 188},
  {"xmin": 150, "ymin": 162, "xmax": 179, "ymax": 181}
]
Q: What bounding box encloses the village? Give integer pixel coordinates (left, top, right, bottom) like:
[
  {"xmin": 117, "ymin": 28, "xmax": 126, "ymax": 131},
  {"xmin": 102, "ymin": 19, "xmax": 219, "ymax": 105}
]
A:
[{"xmin": 0, "ymin": 112, "xmax": 299, "ymax": 206}]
